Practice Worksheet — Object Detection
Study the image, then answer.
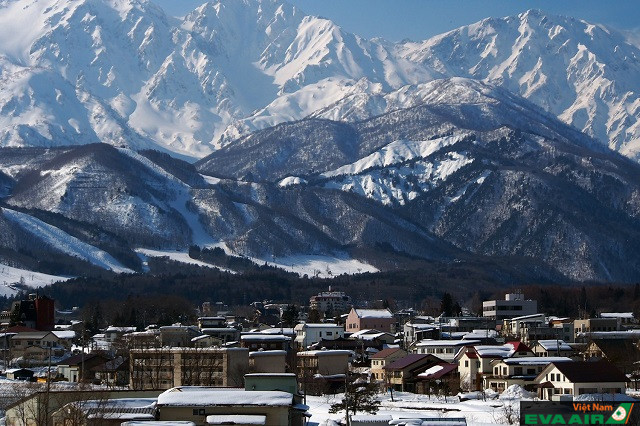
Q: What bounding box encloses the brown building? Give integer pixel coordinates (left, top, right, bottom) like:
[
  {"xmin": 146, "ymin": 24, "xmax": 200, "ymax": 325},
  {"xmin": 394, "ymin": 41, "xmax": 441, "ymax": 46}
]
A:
[
  {"xmin": 296, "ymin": 349, "xmax": 350, "ymax": 395},
  {"xmin": 583, "ymin": 339, "xmax": 640, "ymax": 375},
  {"xmin": 384, "ymin": 354, "xmax": 443, "ymax": 392},
  {"xmin": 129, "ymin": 347, "xmax": 249, "ymax": 390},
  {"xmin": 370, "ymin": 348, "xmax": 407, "ymax": 383}
]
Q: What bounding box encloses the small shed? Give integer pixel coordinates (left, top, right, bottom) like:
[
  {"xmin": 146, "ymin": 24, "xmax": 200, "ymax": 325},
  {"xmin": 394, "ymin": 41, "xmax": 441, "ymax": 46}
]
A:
[{"xmin": 5, "ymin": 368, "xmax": 34, "ymax": 381}]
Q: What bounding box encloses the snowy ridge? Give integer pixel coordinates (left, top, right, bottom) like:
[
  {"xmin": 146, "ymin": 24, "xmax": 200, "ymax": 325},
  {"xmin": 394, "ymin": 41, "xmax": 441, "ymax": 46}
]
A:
[
  {"xmin": 321, "ymin": 135, "xmax": 465, "ymax": 178},
  {"xmin": 0, "ymin": 2, "xmax": 638, "ymax": 162},
  {"xmin": 3, "ymin": 208, "xmax": 133, "ymax": 273}
]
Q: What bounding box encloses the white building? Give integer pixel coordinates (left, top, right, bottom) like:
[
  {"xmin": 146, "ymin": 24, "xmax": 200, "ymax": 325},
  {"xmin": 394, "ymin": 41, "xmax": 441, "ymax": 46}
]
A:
[
  {"xmin": 412, "ymin": 339, "xmax": 480, "ymax": 362},
  {"xmin": 482, "ymin": 293, "xmax": 538, "ymax": 322},
  {"xmin": 535, "ymin": 360, "xmax": 628, "ymax": 401},
  {"xmin": 293, "ymin": 323, "xmax": 344, "ymax": 349}
]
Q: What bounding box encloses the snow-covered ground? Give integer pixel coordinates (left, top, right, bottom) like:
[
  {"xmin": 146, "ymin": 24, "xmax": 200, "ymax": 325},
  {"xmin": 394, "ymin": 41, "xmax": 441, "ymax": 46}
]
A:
[
  {"xmin": 3, "ymin": 208, "xmax": 134, "ymax": 274},
  {"xmin": 0, "ymin": 263, "xmax": 69, "ymax": 297},
  {"xmin": 257, "ymin": 254, "xmax": 379, "ymax": 278},
  {"xmin": 135, "ymin": 248, "xmax": 235, "ymax": 274},
  {"xmin": 306, "ymin": 390, "xmax": 519, "ymax": 426}
]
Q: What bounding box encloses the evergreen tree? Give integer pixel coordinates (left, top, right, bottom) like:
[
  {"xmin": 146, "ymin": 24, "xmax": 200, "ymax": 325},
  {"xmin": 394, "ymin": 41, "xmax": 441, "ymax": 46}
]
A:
[
  {"xmin": 281, "ymin": 304, "xmax": 299, "ymax": 327},
  {"xmin": 440, "ymin": 292, "xmax": 454, "ymax": 317},
  {"xmin": 329, "ymin": 371, "xmax": 379, "ymax": 426}
]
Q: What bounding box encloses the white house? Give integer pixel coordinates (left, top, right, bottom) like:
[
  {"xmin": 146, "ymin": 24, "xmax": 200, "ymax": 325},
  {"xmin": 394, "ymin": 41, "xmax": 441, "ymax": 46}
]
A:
[
  {"xmin": 485, "ymin": 356, "xmax": 571, "ymax": 392},
  {"xmin": 413, "ymin": 340, "xmax": 480, "ymax": 362},
  {"xmin": 294, "ymin": 323, "xmax": 344, "ymax": 349},
  {"xmin": 531, "ymin": 340, "xmax": 575, "ymax": 357},
  {"xmin": 455, "ymin": 342, "xmax": 534, "ymax": 391},
  {"xmin": 534, "ymin": 360, "xmax": 628, "ymax": 401}
]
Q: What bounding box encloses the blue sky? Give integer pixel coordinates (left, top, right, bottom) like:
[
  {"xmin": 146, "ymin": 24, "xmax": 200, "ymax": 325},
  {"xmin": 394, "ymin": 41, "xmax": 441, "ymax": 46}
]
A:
[{"xmin": 152, "ymin": 0, "xmax": 640, "ymax": 42}]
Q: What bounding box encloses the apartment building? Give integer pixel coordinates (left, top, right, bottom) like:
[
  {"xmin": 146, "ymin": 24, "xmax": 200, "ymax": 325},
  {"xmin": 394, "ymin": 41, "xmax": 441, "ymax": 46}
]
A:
[{"xmin": 129, "ymin": 347, "xmax": 249, "ymax": 390}]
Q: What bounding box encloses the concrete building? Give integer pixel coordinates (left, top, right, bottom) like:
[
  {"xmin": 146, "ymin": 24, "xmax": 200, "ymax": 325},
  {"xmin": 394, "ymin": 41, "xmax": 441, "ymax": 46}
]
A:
[
  {"xmin": 249, "ymin": 350, "xmax": 287, "ymax": 373},
  {"xmin": 574, "ymin": 318, "xmax": 622, "ymax": 341},
  {"xmin": 309, "ymin": 289, "xmax": 352, "ymax": 314},
  {"xmin": 129, "ymin": 347, "xmax": 249, "ymax": 390},
  {"xmin": 155, "ymin": 387, "xmax": 308, "ymax": 426},
  {"xmin": 293, "ymin": 323, "xmax": 344, "ymax": 349},
  {"xmin": 482, "ymin": 293, "xmax": 537, "ymax": 322},
  {"xmin": 345, "ymin": 308, "xmax": 395, "ymax": 333}
]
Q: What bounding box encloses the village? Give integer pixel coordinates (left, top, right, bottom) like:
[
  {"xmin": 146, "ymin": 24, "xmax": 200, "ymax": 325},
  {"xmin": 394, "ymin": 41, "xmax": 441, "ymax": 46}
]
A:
[{"xmin": 0, "ymin": 289, "xmax": 637, "ymax": 425}]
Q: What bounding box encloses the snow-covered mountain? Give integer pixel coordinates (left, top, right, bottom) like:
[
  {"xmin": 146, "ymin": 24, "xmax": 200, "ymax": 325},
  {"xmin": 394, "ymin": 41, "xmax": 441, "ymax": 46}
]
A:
[
  {"xmin": 3, "ymin": 78, "xmax": 640, "ymax": 282},
  {"xmin": 199, "ymin": 78, "xmax": 640, "ymax": 282},
  {"xmin": 0, "ymin": 0, "xmax": 638, "ymax": 162}
]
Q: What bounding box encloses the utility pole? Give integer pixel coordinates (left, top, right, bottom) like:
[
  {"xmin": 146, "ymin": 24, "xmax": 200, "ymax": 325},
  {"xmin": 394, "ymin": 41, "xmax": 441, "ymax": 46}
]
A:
[{"xmin": 45, "ymin": 346, "xmax": 52, "ymax": 425}]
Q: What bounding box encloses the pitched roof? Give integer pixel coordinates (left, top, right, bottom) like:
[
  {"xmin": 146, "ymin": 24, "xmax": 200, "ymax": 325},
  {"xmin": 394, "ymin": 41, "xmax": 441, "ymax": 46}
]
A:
[
  {"xmin": 59, "ymin": 353, "xmax": 109, "ymax": 366},
  {"xmin": 385, "ymin": 354, "xmax": 435, "ymax": 370},
  {"xmin": 589, "ymin": 339, "xmax": 640, "ymax": 362},
  {"xmin": 507, "ymin": 341, "xmax": 533, "ymax": 353},
  {"xmin": 551, "ymin": 360, "xmax": 628, "ymax": 383},
  {"xmin": 370, "ymin": 347, "xmax": 405, "ymax": 360},
  {"xmin": 417, "ymin": 363, "xmax": 458, "ymax": 380},
  {"xmin": 353, "ymin": 308, "xmax": 393, "ymax": 319}
]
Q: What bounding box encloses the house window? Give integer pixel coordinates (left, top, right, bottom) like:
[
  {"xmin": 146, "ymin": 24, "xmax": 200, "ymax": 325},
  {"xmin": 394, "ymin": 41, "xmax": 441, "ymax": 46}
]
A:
[{"xmin": 464, "ymin": 361, "xmax": 469, "ymax": 367}]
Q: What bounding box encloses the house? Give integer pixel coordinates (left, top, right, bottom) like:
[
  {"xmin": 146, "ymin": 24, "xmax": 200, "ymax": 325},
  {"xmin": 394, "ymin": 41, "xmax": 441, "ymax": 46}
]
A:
[
  {"xmin": 502, "ymin": 313, "xmax": 546, "ymax": 338},
  {"xmin": 484, "ymin": 356, "xmax": 572, "ymax": 392},
  {"xmin": 90, "ymin": 355, "xmax": 129, "ymax": 387},
  {"xmin": 415, "ymin": 363, "xmax": 460, "ymax": 395},
  {"xmin": 412, "ymin": 339, "xmax": 480, "ymax": 362},
  {"xmin": 129, "ymin": 347, "xmax": 249, "ymax": 390},
  {"xmin": 249, "ymin": 350, "xmax": 287, "ymax": 373},
  {"xmin": 52, "ymin": 397, "xmax": 157, "ymax": 425},
  {"xmin": 104, "ymin": 326, "xmax": 137, "ymax": 343},
  {"xmin": 197, "ymin": 316, "xmax": 226, "ymax": 328},
  {"xmin": 403, "ymin": 322, "xmax": 439, "ymax": 348},
  {"xmin": 454, "ymin": 342, "xmax": 534, "ymax": 391},
  {"xmin": 345, "ymin": 308, "xmax": 395, "ymax": 333},
  {"xmin": 10, "ymin": 331, "xmax": 64, "ymax": 361},
  {"xmin": 482, "ymin": 293, "xmax": 538, "ymax": 322},
  {"xmin": 200, "ymin": 327, "xmax": 240, "ymax": 344},
  {"xmin": 123, "ymin": 330, "xmax": 160, "ymax": 349},
  {"xmin": 384, "ymin": 354, "xmax": 443, "ymax": 392},
  {"xmin": 155, "ymin": 387, "xmax": 308, "ymax": 426},
  {"xmin": 159, "ymin": 325, "xmax": 202, "ymax": 347},
  {"xmin": 240, "ymin": 334, "xmax": 292, "ymax": 352},
  {"xmin": 583, "ymin": 339, "xmax": 640, "ymax": 375},
  {"xmin": 534, "ymin": 360, "xmax": 628, "ymax": 401},
  {"xmin": 5, "ymin": 389, "xmax": 164, "ymax": 426},
  {"xmin": 370, "ymin": 348, "xmax": 407, "ymax": 383},
  {"xmin": 57, "ymin": 353, "xmax": 111, "ymax": 382},
  {"xmin": 348, "ymin": 329, "xmax": 396, "ymax": 347},
  {"xmin": 294, "ymin": 323, "xmax": 344, "ymax": 349},
  {"xmin": 531, "ymin": 340, "xmax": 576, "ymax": 358}
]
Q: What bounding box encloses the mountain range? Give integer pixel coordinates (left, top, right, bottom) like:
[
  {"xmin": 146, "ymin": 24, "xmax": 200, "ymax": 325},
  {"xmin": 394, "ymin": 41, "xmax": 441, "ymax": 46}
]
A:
[
  {"xmin": 1, "ymin": 0, "xmax": 640, "ymax": 288},
  {"xmin": 1, "ymin": 0, "xmax": 639, "ymax": 162}
]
